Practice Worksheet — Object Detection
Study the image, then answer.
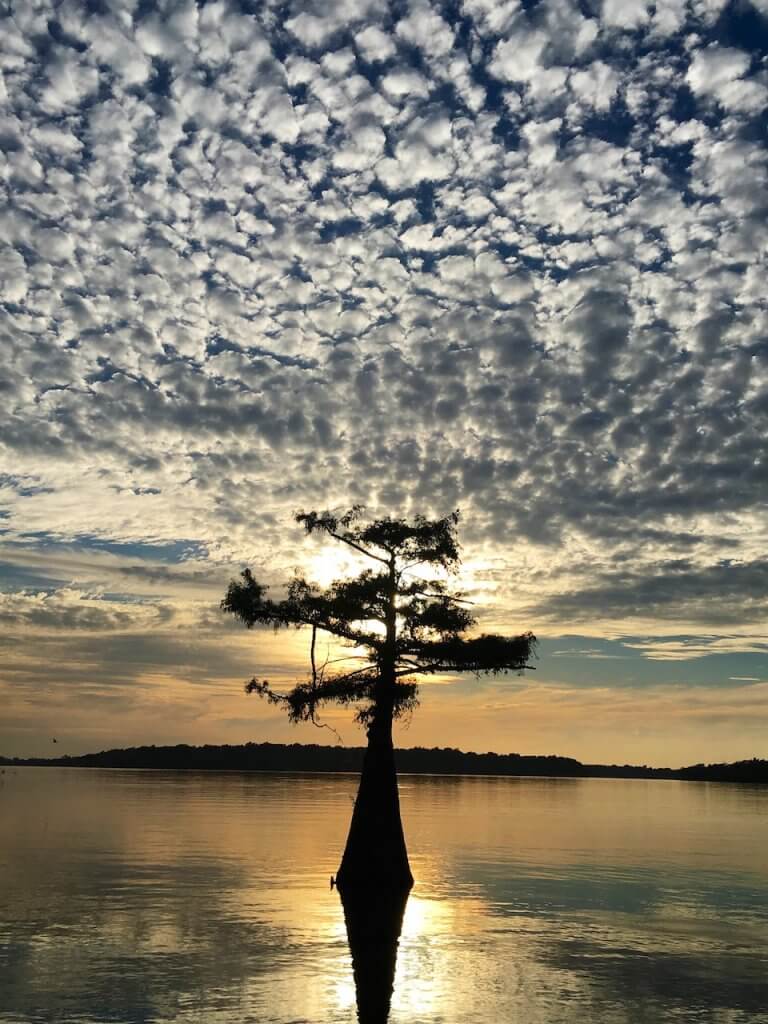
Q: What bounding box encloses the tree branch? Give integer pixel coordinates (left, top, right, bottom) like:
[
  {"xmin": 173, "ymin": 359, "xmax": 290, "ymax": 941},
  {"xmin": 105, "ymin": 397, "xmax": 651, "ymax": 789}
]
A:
[
  {"xmin": 326, "ymin": 529, "xmax": 391, "ymax": 565},
  {"xmin": 407, "ymin": 589, "xmax": 475, "ymax": 605},
  {"xmin": 404, "ymin": 662, "xmax": 537, "ymax": 675},
  {"xmin": 310, "ymin": 624, "xmax": 317, "ymax": 687}
]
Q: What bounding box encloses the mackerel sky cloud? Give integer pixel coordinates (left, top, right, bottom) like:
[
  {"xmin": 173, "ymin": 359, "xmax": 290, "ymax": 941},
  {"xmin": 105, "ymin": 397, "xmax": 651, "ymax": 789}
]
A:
[{"xmin": 1, "ymin": 0, "xmax": 767, "ymax": 763}]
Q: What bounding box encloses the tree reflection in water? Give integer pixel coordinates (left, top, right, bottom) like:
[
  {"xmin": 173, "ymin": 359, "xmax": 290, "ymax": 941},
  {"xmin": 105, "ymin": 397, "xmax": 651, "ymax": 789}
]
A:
[{"xmin": 339, "ymin": 885, "xmax": 410, "ymax": 1024}]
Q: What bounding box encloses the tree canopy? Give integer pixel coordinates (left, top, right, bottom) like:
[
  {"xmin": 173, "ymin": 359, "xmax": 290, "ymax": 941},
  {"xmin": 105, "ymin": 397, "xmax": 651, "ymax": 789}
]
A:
[{"xmin": 221, "ymin": 507, "xmax": 536, "ymax": 734}]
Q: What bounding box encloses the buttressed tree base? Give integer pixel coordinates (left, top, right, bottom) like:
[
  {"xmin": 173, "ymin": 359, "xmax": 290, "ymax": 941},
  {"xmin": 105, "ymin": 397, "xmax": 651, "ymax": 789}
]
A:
[{"xmin": 222, "ymin": 508, "xmax": 536, "ymax": 892}]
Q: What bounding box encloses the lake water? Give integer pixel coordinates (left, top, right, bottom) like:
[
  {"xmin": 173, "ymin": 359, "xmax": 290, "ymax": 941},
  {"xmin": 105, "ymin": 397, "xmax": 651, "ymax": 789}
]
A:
[{"xmin": 1, "ymin": 768, "xmax": 767, "ymax": 1024}]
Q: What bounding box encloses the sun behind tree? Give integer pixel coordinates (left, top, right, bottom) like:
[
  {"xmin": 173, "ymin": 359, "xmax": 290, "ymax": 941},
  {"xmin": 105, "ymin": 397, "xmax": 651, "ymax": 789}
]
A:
[{"xmin": 222, "ymin": 508, "xmax": 536, "ymax": 893}]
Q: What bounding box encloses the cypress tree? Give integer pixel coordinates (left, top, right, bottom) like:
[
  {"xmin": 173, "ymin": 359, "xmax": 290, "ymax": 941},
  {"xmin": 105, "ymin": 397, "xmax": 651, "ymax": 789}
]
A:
[{"xmin": 222, "ymin": 508, "xmax": 536, "ymax": 892}]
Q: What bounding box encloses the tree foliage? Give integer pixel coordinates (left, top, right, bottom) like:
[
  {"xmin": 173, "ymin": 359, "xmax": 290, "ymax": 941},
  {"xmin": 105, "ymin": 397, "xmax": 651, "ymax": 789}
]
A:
[{"xmin": 221, "ymin": 507, "xmax": 536, "ymax": 732}]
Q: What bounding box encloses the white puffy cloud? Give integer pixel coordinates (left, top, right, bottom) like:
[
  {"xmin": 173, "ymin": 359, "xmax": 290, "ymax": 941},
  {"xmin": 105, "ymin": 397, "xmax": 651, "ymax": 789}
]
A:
[
  {"xmin": 0, "ymin": 248, "xmax": 27, "ymax": 303},
  {"xmin": 285, "ymin": 11, "xmax": 338, "ymax": 49},
  {"xmin": 650, "ymin": 0, "xmax": 689, "ymax": 37},
  {"xmin": 396, "ymin": 2, "xmax": 455, "ymax": 58},
  {"xmin": 601, "ymin": 0, "xmax": 652, "ymax": 30},
  {"xmin": 687, "ymin": 44, "xmax": 751, "ymax": 96},
  {"xmin": 355, "ymin": 24, "xmax": 397, "ymax": 63},
  {"xmin": 38, "ymin": 54, "xmax": 99, "ymax": 112},
  {"xmin": 569, "ymin": 61, "xmax": 621, "ymax": 111},
  {"xmin": 380, "ymin": 68, "xmax": 432, "ymax": 99},
  {"xmin": 490, "ymin": 28, "xmax": 549, "ymax": 84}
]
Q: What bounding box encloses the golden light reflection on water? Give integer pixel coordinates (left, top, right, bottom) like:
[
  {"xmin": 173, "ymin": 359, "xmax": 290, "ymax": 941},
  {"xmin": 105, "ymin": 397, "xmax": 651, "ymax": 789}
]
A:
[
  {"xmin": 2, "ymin": 769, "xmax": 767, "ymax": 1024},
  {"xmin": 392, "ymin": 894, "xmax": 470, "ymax": 1019},
  {"xmin": 325, "ymin": 890, "xmax": 469, "ymax": 1020}
]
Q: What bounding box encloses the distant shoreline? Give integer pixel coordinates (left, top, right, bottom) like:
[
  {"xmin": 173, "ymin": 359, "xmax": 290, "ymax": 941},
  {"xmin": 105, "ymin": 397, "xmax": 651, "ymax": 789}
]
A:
[{"xmin": 1, "ymin": 742, "xmax": 766, "ymax": 784}]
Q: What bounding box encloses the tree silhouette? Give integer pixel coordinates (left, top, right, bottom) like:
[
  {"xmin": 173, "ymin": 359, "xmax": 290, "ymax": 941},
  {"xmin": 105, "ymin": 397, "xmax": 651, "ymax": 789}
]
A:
[{"xmin": 222, "ymin": 508, "xmax": 536, "ymax": 892}]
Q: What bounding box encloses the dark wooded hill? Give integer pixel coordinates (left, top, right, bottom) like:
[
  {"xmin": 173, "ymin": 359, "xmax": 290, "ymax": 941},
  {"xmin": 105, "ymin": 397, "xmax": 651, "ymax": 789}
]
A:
[{"xmin": 1, "ymin": 743, "xmax": 766, "ymax": 783}]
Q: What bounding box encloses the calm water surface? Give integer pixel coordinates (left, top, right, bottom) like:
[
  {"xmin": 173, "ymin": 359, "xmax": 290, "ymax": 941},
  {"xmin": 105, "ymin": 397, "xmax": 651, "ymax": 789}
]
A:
[{"xmin": 1, "ymin": 768, "xmax": 766, "ymax": 1023}]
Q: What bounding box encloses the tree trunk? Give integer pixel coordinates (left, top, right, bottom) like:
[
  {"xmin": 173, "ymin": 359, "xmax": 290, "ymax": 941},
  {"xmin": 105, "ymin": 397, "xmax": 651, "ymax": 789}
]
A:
[
  {"xmin": 335, "ymin": 714, "xmax": 413, "ymax": 893},
  {"xmin": 336, "ymin": 555, "xmax": 412, "ymax": 893}
]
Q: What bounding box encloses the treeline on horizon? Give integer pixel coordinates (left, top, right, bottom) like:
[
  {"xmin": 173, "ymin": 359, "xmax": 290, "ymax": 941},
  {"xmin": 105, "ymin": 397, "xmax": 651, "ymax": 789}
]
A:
[{"xmin": 1, "ymin": 742, "xmax": 766, "ymax": 784}]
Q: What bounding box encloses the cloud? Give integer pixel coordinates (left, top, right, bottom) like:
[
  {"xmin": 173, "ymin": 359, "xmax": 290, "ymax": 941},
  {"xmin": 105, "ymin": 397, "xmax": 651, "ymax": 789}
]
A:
[
  {"xmin": 0, "ymin": 589, "xmax": 173, "ymax": 632},
  {"xmin": 532, "ymin": 559, "xmax": 768, "ymax": 628},
  {"xmin": 1, "ymin": 0, "xmax": 767, "ymax": 758},
  {"xmin": 569, "ymin": 61, "xmax": 621, "ymax": 111},
  {"xmin": 355, "ymin": 24, "xmax": 397, "ymax": 63},
  {"xmin": 686, "ymin": 44, "xmax": 767, "ymax": 111},
  {"xmin": 601, "ymin": 0, "xmax": 652, "ymax": 30},
  {"xmin": 687, "ymin": 44, "xmax": 750, "ymax": 95}
]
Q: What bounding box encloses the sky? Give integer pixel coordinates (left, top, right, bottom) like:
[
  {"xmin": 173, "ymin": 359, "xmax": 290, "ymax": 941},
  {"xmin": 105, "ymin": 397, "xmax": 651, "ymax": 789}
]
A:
[{"xmin": 1, "ymin": 0, "xmax": 767, "ymax": 766}]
